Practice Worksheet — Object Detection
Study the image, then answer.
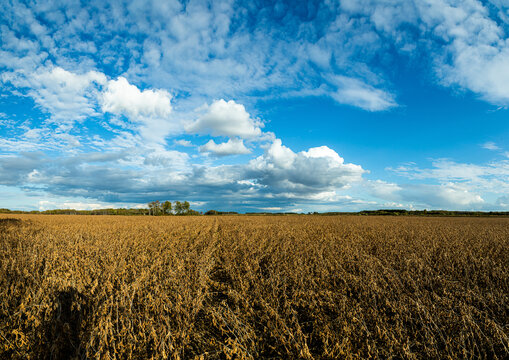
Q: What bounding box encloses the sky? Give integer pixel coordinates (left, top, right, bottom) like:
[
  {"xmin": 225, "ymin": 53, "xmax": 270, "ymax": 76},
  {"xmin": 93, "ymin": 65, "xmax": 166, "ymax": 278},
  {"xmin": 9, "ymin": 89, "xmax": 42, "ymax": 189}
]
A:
[{"xmin": 0, "ymin": 0, "xmax": 508, "ymax": 213}]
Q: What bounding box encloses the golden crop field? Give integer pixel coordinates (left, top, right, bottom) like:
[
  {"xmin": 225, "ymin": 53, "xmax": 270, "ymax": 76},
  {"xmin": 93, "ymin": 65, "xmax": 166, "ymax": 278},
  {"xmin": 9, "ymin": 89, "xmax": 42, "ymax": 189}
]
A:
[{"xmin": 0, "ymin": 215, "xmax": 508, "ymax": 359}]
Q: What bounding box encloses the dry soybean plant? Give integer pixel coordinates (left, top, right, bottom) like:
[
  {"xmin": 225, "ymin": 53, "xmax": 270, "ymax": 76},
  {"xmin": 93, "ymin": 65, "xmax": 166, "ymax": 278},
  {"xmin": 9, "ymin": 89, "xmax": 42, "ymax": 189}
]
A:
[{"xmin": 0, "ymin": 215, "xmax": 508, "ymax": 359}]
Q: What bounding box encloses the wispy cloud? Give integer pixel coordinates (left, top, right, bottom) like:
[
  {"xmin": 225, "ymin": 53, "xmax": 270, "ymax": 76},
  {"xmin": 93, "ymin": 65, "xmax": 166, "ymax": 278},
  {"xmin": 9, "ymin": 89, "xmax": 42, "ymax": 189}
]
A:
[
  {"xmin": 380, "ymin": 158, "xmax": 509, "ymax": 209},
  {"xmin": 482, "ymin": 141, "xmax": 500, "ymax": 151},
  {"xmin": 338, "ymin": 0, "xmax": 509, "ymax": 106},
  {"xmin": 2, "ymin": 66, "xmax": 106, "ymax": 130},
  {"xmin": 0, "ymin": 0, "xmax": 400, "ymax": 111},
  {"xmin": 366, "ymin": 180, "xmax": 485, "ymax": 209}
]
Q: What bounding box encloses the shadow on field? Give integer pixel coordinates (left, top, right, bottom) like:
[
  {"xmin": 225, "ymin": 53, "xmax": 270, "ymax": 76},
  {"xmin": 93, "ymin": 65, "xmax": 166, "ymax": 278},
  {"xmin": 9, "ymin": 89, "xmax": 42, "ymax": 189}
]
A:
[
  {"xmin": 41, "ymin": 288, "xmax": 90, "ymax": 360},
  {"xmin": 0, "ymin": 218, "xmax": 22, "ymax": 227}
]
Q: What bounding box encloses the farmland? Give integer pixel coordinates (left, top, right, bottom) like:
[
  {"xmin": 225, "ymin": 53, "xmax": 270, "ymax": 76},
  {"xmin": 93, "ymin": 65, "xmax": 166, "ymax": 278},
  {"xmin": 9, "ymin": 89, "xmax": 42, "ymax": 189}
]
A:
[{"xmin": 1, "ymin": 215, "xmax": 508, "ymax": 359}]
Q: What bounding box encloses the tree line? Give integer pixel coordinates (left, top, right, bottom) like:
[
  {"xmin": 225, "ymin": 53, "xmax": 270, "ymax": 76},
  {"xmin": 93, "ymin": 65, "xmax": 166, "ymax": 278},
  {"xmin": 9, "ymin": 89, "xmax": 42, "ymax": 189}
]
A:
[
  {"xmin": 147, "ymin": 200, "xmax": 200, "ymax": 216},
  {"xmin": 1, "ymin": 207, "xmax": 508, "ymax": 217},
  {"xmin": 0, "ymin": 201, "xmax": 201, "ymax": 216}
]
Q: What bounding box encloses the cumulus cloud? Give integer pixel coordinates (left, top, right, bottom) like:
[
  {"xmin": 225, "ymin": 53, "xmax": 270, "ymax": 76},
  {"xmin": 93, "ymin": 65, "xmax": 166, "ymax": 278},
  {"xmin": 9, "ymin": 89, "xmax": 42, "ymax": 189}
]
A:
[
  {"xmin": 247, "ymin": 139, "xmax": 365, "ymax": 196},
  {"xmin": 101, "ymin": 77, "xmax": 176, "ymax": 143},
  {"xmin": 1, "ymin": 141, "xmax": 504, "ymax": 211},
  {"xmin": 0, "ymin": 68, "xmax": 182, "ymax": 151},
  {"xmin": 199, "ymin": 138, "xmax": 251, "ymax": 156},
  {"xmin": 101, "ymin": 77, "xmax": 172, "ymax": 119},
  {"xmin": 187, "ymin": 99, "xmax": 262, "ymax": 138},
  {"xmin": 0, "ymin": 138, "xmax": 366, "ymax": 209}
]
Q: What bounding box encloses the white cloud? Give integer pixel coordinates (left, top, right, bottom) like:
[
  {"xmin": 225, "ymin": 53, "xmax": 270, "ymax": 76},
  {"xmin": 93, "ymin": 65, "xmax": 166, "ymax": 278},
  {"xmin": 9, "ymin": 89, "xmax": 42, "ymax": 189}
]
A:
[
  {"xmin": 331, "ymin": 76, "xmax": 397, "ymax": 111},
  {"xmin": 303, "ymin": 146, "xmax": 346, "ymax": 164},
  {"xmin": 335, "ymin": 0, "xmax": 509, "ymax": 106},
  {"xmin": 432, "ymin": 182, "xmax": 485, "ymax": 206},
  {"xmin": 390, "ymin": 159, "xmax": 509, "ymax": 194},
  {"xmin": 199, "ymin": 138, "xmax": 251, "ymax": 156},
  {"xmin": 143, "ymin": 149, "xmax": 190, "ymax": 169},
  {"xmin": 401, "ymin": 183, "xmax": 485, "ymax": 208},
  {"xmin": 174, "ymin": 139, "xmax": 193, "ymax": 147},
  {"xmin": 186, "ymin": 99, "xmax": 262, "ymax": 138},
  {"xmin": 38, "ymin": 200, "xmax": 104, "ymax": 211},
  {"xmin": 260, "ymin": 138, "xmax": 296, "ymax": 169},
  {"xmin": 378, "ymin": 157, "xmax": 509, "ymax": 209},
  {"xmin": 101, "ymin": 77, "xmax": 172, "ymax": 119},
  {"xmin": 0, "ymin": 0, "xmax": 402, "ymax": 116},
  {"xmin": 366, "ymin": 179, "xmax": 484, "ymax": 209},
  {"xmin": 2, "ymin": 66, "xmax": 106, "ymax": 128},
  {"xmin": 368, "ymin": 180, "xmax": 402, "ymax": 198},
  {"xmin": 0, "ymin": 138, "xmax": 366, "ymax": 209},
  {"xmin": 5, "ymin": 0, "xmax": 509, "ymax": 113},
  {"xmin": 482, "ymin": 141, "xmax": 500, "ymax": 150},
  {"xmin": 101, "ymin": 77, "xmax": 176, "ymax": 143},
  {"xmin": 414, "ymin": 0, "xmax": 509, "ymax": 105},
  {"xmin": 339, "ymin": 0, "xmax": 418, "ymax": 33},
  {"xmin": 421, "ymin": 0, "xmax": 509, "ymax": 105},
  {"xmin": 53, "ymin": 132, "xmax": 81, "ymax": 147},
  {"xmin": 247, "ymin": 139, "xmax": 365, "ymax": 196}
]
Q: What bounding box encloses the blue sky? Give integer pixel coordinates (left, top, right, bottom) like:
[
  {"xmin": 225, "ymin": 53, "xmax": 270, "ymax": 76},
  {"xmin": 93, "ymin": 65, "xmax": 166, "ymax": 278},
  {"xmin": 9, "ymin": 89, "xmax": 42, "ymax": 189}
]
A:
[{"xmin": 0, "ymin": 0, "xmax": 508, "ymax": 212}]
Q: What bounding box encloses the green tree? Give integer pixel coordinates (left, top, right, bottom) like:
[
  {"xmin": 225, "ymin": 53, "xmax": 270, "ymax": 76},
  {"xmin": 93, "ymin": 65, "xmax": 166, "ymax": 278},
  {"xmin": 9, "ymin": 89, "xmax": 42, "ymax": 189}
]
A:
[
  {"xmin": 182, "ymin": 201, "xmax": 190, "ymax": 215},
  {"xmin": 162, "ymin": 201, "xmax": 172, "ymax": 215},
  {"xmin": 174, "ymin": 201, "xmax": 183, "ymax": 215},
  {"xmin": 148, "ymin": 201, "xmax": 162, "ymax": 215},
  {"xmin": 154, "ymin": 200, "xmax": 161, "ymax": 215}
]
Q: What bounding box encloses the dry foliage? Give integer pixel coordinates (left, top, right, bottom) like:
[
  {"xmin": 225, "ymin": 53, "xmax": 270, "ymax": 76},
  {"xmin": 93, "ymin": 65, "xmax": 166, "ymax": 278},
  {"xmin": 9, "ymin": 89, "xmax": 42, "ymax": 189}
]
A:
[{"xmin": 0, "ymin": 215, "xmax": 508, "ymax": 359}]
